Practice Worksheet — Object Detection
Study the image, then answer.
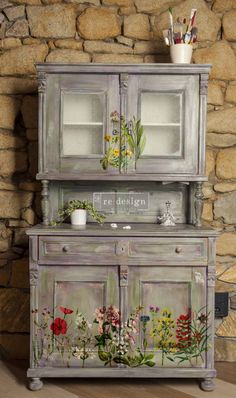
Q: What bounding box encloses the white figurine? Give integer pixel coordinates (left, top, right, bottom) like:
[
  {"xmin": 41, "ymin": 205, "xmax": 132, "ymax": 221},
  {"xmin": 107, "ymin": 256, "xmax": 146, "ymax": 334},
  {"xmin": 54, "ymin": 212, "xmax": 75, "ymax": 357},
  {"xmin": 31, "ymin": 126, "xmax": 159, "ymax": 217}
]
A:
[{"xmin": 157, "ymin": 201, "xmax": 176, "ymax": 226}]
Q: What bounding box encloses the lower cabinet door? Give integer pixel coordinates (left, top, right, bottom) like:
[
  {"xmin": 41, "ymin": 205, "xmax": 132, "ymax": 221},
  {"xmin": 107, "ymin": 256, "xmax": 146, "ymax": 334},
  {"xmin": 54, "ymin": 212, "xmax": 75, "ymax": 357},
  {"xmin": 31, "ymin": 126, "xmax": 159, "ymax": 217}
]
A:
[
  {"xmin": 31, "ymin": 265, "xmax": 119, "ymax": 368},
  {"xmin": 125, "ymin": 266, "xmax": 209, "ymax": 368}
]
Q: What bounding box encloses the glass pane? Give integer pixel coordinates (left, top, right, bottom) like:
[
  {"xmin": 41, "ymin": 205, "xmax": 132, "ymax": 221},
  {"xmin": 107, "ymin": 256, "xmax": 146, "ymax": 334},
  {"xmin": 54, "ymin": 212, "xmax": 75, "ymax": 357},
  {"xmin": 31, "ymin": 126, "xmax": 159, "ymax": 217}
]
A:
[
  {"xmin": 141, "ymin": 93, "xmax": 180, "ymax": 124},
  {"xmin": 63, "ymin": 93, "xmax": 103, "ymax": 124},
  {"xmin": 142, "ymin": 126, "xmax": 181, "ymax": 156},
  {"xmin": 62, "ymin": 92, "xmax": 104, "ymax": 156},
  {"xmin": 62, "ymin": 125, "xmax": 103, "ymax": 156}
]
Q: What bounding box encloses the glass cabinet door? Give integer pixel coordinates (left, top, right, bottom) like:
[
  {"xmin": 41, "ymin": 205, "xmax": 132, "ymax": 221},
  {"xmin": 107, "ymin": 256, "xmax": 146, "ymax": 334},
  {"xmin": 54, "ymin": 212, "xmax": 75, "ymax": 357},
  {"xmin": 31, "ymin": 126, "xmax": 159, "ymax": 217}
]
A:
[
  {"xmin": 45, "ymin": 74, "xmax": 120, "ymax": 174},
  {"xmin": 61, "ymin": 92, "xmax": 104, "ymax": 157},
  {"xmin": 127, "ymin": 75, "xmax": 199, "ymax": 174}
]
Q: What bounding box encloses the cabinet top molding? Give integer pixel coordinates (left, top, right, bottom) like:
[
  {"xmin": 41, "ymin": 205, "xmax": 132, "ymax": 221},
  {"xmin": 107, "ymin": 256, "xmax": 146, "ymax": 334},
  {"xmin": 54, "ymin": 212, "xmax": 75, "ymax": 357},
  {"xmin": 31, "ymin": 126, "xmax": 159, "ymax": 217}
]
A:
[{"xmin": 36, "ymin": 63, "xmax": 211, "ymax": 75}]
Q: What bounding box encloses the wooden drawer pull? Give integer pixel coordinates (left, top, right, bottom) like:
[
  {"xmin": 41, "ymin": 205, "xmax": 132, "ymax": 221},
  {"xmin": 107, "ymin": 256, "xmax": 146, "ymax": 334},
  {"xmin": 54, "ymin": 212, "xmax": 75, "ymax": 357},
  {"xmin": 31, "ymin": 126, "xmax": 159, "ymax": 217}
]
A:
[
  {"xmin": 62, "ymin": 245, "xmax": 69, "ymax": 253},
  {"xmin": 175, "ymin": 246, "xmax": 182, "ymax": 254}
]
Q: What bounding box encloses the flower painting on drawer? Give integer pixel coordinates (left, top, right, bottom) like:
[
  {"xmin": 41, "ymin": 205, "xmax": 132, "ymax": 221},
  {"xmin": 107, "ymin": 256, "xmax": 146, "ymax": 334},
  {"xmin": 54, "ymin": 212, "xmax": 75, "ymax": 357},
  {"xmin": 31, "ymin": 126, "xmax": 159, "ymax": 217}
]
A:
[{"xmin": 32, "ymin": 305, "xmax": 210, "ymax": 369}]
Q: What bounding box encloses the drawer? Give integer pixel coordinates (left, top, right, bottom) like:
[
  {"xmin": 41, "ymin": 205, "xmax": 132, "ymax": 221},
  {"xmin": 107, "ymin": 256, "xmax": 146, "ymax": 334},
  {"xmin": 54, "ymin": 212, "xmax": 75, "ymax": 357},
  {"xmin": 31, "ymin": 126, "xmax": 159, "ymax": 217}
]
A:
[
  {"xmin": 39, "ymin": 236, "xmax": 118, "ymax": 265},
  {"xmin": 39, "ymin": 236, "xmax": 207, "ymax": 265},
  {"xmin": 127, "ymin": 238, "xmax": 208, "ymax": 265}
]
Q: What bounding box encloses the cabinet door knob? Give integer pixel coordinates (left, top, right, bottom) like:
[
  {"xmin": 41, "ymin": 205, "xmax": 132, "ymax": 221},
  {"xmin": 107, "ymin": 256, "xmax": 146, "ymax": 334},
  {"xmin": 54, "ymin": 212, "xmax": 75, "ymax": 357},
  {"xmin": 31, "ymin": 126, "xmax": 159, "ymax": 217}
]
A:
[
  {"xmin": 175, "ymin": 246, "xmax": 182, "ymax": 254},
  {"xmin": 62, "ymin": 245, "xmax": 69, "ymax": 253}
]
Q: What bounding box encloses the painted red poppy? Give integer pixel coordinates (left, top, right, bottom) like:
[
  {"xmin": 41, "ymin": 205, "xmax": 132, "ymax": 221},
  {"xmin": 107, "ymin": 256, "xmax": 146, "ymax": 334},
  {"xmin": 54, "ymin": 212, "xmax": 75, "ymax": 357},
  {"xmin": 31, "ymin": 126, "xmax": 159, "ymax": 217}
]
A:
[
  {"xmin": 59, "ymin": 306, "xmax": 73, "ymax": 315},
  {"xmin": 50, "ymin": 317, "xmax": 67, "ymax": 335}
]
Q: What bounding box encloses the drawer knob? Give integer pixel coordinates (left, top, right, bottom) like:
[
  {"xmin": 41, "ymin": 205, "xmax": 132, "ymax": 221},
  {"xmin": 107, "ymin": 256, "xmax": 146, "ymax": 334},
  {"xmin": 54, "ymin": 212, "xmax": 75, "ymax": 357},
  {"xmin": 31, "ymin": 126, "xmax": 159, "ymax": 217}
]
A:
[
  {"xmin": 62, "ymin": 245, "xmax": 69, "ymax": 253},
  {"xmin": 175, "ymin": 246, "xmax": 182, "ymax": 254}
]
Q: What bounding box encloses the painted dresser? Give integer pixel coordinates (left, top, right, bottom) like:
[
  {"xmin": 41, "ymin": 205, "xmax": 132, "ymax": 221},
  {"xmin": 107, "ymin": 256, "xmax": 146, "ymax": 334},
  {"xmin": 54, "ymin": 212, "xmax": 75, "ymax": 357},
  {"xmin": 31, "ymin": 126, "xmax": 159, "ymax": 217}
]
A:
[{"xmin": 27, "ymin": 64, "xmax": 218, "ymax": 391}]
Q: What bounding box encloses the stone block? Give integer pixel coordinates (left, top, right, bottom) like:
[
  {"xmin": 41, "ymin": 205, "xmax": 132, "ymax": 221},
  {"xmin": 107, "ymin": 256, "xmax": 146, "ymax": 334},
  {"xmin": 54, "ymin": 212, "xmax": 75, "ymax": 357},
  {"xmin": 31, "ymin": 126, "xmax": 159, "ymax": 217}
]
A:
[
  {"xmin": 0, "ymin": 333, "xmax": 29, "ymax": 359},
  {"xmin": 213, "ymin": 0, "xmax": 236, "ymax": 13},
  {"xmin": 214, "ymin": 192, "xmax": 236, "ymax": 224},
  {"xmin": 230, "ymin": 295, "xmax": 236, "ymax": 310},
  {"xmin": 0, "ymin": 151, "xmax": 27, "ymax": 178},
  {"xmin": 0, "ymin": 228, "xmax": 12, "ymax": 253},
  {"xmin": 46, "ymin": 50, "xmax": 90, "ymax": 63},
  {"xmin": 4, "ymin": 5, "xmax": 25, "ymax": 21},
  {"xmin": 0, "ymin": 38, "xmax": 22, "ymax": 49},
  {"xmin": 84, "ymin": 40, "xmax": 133, "ymax": 54},
  {"xmin": 0, "ymin": 288, "xmax": 30, "ymax": 332},
  {"xmin": 153, "ymin": 0, "xmax": 220, "ymax": 43},
  {"xmin": 10, "ymin": 257, "xmax": 29, "ymax": 288},
  {"xmin": 65, "ymin": 0, "xmax": 99, "ymax": 3},
  {"xmin": 219, "ymin": 264, "xmax": 236, "ymax": 284},
  {"xmin": 202, "ymin": 202, "xmax": 213, "ymax": 222},
  {"xmin": 215, "ymin": 338, "xmax": 236, "ymax": 361},
  {"xmin": 208, "ymin": 82, "xmax": 224, "ymax": 106},
  {"xmin": 0, "ymin": 132, "xmax": 25, "ymax": 149},
  {"xmin": 19, "ymin": 181, "xmax": 41, "ymax": 191},
  {"xmin": 21, "ymin": 95, "xmax": 38, "ymax": 129},
  {"xmin": 27, "ymin": 4, "xmax": 76, "ymax": 38},
  {"xmin": 216, "ymin": 311, "xmax": 236, "ymax": 337},
  {"xmin": 124, "ymin": 14, "xmax": 151, "ymax": 40},
  {"xmin": 0, "ymin": 44, "xmax": 48, "ymax": 75},
  {"xmin": 207, "ymin": 108, "xmax": 236, "ymax": 135},
  {"xmin": 0, "ymin": 191, "xmax": 33, "ymax": 218},
  {"xmin": 215, "ymin": 280, "xmax": 236, "ymax": 293},
  {"xmin": 217, "ymin": 233, "xmax": 236, "ymax": 257},
  {"xmin": 6, "ymin": 19, "xmax": 29, "ymax": 37},
  {"xmin": 214, "ymin": 182, "xmax": 236, "ymax": 193},
  {"xmin": 206, "ymin": 149, "xmax": 215, "ymax": 177},
  {"xmin": 119, "ymin": 5, "xmax": 136, "ymax": 15},
  {"xmin": 0, "ymin": 181, "xmax": 17, "ymax": 191},
  {"xmin": 134, "ymin": 40, "xmax": 167, "ymax": 54},
  {"xmin": 21, "ymin": 208, "xmax": 36, "ymax": 225},
  {"xmin": 54, "ymin": 39, "xmax": 83, "ymax": 51},
  {"xmin": 0, "ymin": 77, "xmax": 37, "ymax": 94},
  {"xmin": 207, "ymin": 133, "xmax": 236, "ymax": 148},
  {"xmin": 135, "ymin": 0, "xmax": 182, "ymax": 14},
  {"xmin": 93, "ymin": 53, "xmax": 143, "ymax": 63},
  {"xmin": 223, "ymin": 10, "xmax": 236, "ymax": 41},
  {"xmin": 78, "ymin": 7, "xmax": 121, "ymax": 40},
  {"xmin": 13, "ymin": 0, "xmax": 41, "ymax": 4},
  {"xmin": 0, "ymin": 95, "xmax": 21, "ymax": 130},
  {"xmin": 193, "ymin": 41, "xmax": 236, "ymax": 80},
  {"xmin": 116, "ymin": 35, "xmax": 133, "ymax": 47},
  {"xmin": 23, "ymin": 37, "xmax": 41, "ymax": 45},
  {"xmin": 103, "ymin": 0, "xmax": 133, "ymax": 5},
  {"xmin": 216, "ymin": 148, "xmax": 236, "ymax": 179},
  {"xmin": 225, "ymin": 83, "xmax": 236, "ymax": 104}
]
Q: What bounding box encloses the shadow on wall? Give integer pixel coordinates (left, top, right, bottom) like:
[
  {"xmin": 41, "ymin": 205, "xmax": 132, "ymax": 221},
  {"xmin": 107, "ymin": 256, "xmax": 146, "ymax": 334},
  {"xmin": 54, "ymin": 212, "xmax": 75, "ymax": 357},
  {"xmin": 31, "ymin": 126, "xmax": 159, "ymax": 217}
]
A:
[{"xmin": 0, "ymin": 93, "xmax": 40, "ymax": 359}]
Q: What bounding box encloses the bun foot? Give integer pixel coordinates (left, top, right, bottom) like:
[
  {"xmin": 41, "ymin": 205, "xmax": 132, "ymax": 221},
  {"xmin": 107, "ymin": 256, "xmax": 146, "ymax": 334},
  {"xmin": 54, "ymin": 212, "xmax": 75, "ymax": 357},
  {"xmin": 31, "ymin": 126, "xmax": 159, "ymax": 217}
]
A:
[
  {"xmin": 28, "ymin": 378, "xmax": 43, "ymax": 391},
  {"xmin": 200, "ymin": 378, "xmax": 215, "ymax": 391}
]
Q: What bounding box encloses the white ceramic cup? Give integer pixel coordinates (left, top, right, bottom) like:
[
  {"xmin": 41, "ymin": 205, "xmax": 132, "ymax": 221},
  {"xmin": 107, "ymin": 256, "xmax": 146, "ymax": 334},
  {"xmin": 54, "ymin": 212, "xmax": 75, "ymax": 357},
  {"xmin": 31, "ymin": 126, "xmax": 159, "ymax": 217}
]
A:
[
  {"xmin": 170, "ymin": 43, "xmax": 193, "ymax": 64},
  {"xmin": 70, "ymin": 209, "xmax": 87, "ymax": 226}
]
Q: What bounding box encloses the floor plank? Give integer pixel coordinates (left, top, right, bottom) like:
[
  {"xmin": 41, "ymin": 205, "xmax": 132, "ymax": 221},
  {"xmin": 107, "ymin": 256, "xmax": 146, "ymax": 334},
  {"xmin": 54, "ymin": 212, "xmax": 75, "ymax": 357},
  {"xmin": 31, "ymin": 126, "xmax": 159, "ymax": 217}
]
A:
[{"xmin": 1, "ymin": 360, "xmax": 236, "ymax": 398}]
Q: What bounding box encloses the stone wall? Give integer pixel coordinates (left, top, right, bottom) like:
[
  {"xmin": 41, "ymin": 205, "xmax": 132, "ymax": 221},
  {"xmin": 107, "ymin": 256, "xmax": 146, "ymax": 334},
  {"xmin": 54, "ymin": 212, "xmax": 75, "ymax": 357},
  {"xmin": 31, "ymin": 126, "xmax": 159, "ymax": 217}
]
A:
[{"xmin": 0, "ymin": 0, "xmax": 236, "ymax": 361}]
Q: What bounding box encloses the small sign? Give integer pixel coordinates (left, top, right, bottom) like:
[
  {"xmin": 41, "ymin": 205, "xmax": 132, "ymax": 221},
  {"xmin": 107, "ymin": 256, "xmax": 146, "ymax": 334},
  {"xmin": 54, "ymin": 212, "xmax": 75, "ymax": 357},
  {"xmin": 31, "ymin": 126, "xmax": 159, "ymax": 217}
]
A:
[{"xmin": 93, "ymin": 192, "xmax": 149, "ymax": 214}]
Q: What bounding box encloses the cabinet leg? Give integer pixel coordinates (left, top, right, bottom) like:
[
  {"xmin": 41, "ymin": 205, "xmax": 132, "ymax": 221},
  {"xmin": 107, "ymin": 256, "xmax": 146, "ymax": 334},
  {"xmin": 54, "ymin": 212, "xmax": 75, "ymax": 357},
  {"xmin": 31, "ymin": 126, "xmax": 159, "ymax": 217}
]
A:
[
  {"xmin": 28, "ymin": 378, "xmax": 43, "ymax": 391},
  {"xmin": 200, "ymin": 378, "xmax": 215, "ymax": 391}
]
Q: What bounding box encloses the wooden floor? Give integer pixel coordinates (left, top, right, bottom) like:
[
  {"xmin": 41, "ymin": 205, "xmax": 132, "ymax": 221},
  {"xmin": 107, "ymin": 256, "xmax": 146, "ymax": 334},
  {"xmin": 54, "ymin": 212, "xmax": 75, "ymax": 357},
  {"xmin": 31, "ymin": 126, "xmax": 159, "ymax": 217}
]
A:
[{"xmin": 0, "ymin": 361, "xmax": 236, "ymax": 398}]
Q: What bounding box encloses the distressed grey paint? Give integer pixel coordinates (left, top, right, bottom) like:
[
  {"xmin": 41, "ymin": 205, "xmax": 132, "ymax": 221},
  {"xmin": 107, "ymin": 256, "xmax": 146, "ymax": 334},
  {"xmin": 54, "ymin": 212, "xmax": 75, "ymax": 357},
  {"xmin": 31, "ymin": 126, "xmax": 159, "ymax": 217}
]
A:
[{"xmin": 27, "ymin": 64, "xmax": 218, "ymax": 392}]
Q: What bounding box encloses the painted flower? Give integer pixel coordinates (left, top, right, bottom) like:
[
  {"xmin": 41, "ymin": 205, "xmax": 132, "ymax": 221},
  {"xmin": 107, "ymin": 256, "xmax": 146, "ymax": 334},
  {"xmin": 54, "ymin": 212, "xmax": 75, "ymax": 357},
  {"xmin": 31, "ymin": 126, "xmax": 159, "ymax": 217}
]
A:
[
  {"xmin": 110, "ymin": 110, "xmax": 120, "ymax": 122},
  {"xmin": 107, "ymin": 305, "xmax": 120, "ymax": 328},
  {"xmin": 197, "ymin": 313, "xmax": 208, "ymax": 324},
  {"xmin": 125, "ymin": 149, "xmax": 132, "ymax": 157},
  {"xmin": 113, "ymin": 149, "xmax": 120, "ymax": 156},
  {"xmin": 104, "ymin": 135, "xmax": 111, "ymax": 142},
  {"xmin": 50, "ymin": 317, "xmax": 67, "ymax": 335},
  {"xmin": 59, "ymin": 306, "xmax": 73, "ymax": 315}
]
